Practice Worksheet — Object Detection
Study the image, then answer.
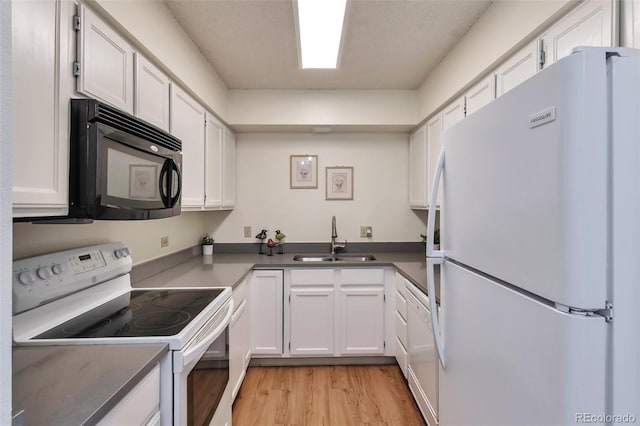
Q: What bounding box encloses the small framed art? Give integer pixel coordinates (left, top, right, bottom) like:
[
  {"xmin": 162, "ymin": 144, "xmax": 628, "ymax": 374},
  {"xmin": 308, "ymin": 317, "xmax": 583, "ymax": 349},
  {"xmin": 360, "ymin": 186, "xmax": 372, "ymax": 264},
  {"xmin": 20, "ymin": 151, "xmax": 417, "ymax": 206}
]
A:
[
  {"xmin": 290, "ymin": 155, "xmax": 318, "ymax": 189},
  {"xmin": 326, "ymin": 166, "xmax": 353, "ymax": 200}
]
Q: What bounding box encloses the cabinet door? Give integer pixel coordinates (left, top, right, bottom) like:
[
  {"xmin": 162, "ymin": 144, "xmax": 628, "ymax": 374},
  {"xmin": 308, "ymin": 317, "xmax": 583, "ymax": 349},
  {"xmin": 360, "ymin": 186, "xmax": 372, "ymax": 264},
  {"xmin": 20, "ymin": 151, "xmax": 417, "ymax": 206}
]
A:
[
  {"xmin": 134, "ymin": 53, "xmax": 170, "ymax": 131},
  {"xmin": 12, "ymin": 0, "xmax": 73, "ymax": 217},
  {"xmin": 222, "ymin": 126, "xmax": 236, "ymax": 209},
  {"xmin": 442, "ymin": 96, "xmax": 465, "ymax": 131},
  {"xmin": 339, "ymin": 285, "xmax": 385, "ymax": 355},
  {"xmin": 170, "ymin": 85, "xmax": 205, "ymax": 210},
  {"xmin": 230, "ymin": 299, "xmax": 248, "ymax": 400},
  {"xmin": 426, "ymin": 114, "xmax": 443, "ymax": 209},
  {"xmin": 409, "ymin": 125, "xmax": 428, "ymax": 209},
  {"xmin": 204, "ymin": 113, "xmax": 223, "ymax": 209},
  {"xmin": 250, "ymin": 270, "xmax": 283, "ymax": 355},
  {"xmin": 495, "ymin": 41, "xmax": 539, "ymax": 97},
  {"xmin": 540, "ymin": 0, "xmax": 613, "ymax": 69},
  {"xmin": 289, "ymin": 286, "xmax": 335, "ymax": 356},
  {"xmin": 464, "ymin": 74, "xmax": 495, "ymax": 117},
  {"xmin": 77, "ymin": 4, "xmax": 134, "ymax": 113}
]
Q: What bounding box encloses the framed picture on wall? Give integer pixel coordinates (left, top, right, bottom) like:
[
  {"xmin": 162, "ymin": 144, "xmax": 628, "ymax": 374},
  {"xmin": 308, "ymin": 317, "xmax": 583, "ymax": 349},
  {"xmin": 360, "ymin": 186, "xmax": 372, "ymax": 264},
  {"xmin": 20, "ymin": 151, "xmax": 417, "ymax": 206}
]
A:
[
  {"xmin": 290, "ymin": 155, "xmax": 318, "ymax": 189},
  {"xmin": 326, "ymin": 166, "xmax": 353, "ymax": 200}
]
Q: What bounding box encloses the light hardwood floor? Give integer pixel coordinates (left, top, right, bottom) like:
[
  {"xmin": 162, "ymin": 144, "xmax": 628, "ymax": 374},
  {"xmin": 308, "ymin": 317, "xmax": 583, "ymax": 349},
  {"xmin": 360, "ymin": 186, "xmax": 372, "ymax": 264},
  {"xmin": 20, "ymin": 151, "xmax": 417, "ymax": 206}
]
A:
[{"xmin": 232, "ymin": 365, "xmax": 426, "ymax": 425}]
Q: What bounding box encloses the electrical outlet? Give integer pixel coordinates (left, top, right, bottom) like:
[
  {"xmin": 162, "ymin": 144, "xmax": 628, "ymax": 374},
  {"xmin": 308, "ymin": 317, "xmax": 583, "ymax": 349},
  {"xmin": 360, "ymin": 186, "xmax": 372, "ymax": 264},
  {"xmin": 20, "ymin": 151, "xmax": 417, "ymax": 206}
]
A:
[
  {"xmin": 161, "ymin": 236, "xmax": 169, "ymax": 247},
  {"xmin": 244, "ymin": 226, "xmax": 252, "ymax": 238},
  {"xmin": 360, "ymin": 226, "xmax": 373, "ymax": 238}
]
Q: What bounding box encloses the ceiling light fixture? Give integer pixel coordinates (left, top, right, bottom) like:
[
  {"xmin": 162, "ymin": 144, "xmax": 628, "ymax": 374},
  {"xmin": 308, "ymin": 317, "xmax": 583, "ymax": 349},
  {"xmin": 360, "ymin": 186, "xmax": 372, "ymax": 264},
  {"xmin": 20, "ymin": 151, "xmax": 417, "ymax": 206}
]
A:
[{"xmin": 296, "ymin": 0, "xmax": 347, "ymax": 69}]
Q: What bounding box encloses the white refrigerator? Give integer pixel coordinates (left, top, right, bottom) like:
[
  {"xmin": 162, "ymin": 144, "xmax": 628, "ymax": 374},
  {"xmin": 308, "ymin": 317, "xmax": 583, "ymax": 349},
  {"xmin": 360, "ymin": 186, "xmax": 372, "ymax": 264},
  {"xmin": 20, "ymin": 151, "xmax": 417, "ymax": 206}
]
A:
[{"xmin": 425, "ymin": 47, "xmax": 640, "ymax": 425}]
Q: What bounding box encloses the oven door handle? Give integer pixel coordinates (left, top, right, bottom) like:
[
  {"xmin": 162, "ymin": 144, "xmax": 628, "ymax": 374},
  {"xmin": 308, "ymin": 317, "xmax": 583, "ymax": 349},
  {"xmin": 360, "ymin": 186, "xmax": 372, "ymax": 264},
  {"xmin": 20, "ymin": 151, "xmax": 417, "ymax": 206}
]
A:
[{"xmin": 175, "ymin": 300, "xmax": 233, "ymax": 372}]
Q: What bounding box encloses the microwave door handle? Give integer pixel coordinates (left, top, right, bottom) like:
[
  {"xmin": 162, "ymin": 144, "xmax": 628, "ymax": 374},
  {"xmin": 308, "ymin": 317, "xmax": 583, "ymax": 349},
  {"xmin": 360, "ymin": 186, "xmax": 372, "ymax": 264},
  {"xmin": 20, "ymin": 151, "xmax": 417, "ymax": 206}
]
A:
[
  {"xmin": 158, "ymin": 160, "xmax": 171, "ymax": 206},
  {"xmin": 169, "ymin": 160, "xmax": 182, "ymax": 207}
]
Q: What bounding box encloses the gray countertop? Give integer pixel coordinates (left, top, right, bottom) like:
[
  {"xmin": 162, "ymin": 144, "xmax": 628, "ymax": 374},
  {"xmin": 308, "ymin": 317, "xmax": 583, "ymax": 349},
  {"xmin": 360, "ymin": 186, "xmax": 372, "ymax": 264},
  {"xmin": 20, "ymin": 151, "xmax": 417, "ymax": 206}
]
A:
[
  {"xmin": 134, "ymin": 251, "xmax": 439, "ymax": 302},
  {"xmin": 12, "ymin": 344, "xmax": 167, "ymax": 426}
]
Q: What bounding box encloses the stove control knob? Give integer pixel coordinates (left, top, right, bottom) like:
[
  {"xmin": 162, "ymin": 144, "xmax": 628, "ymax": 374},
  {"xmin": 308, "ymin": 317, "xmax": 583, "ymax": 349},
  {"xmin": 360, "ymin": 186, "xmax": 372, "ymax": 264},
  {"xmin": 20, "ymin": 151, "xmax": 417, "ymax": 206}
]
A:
[
  {"xmin": 114, "ymin": 249, "xmax": 124, "ymax": 259},
  {"xmin": 18, "ymin": 271, "xmax": 36, "ymax": 285},
  {"xmin": 37, "ymin": 267, "xmax": 53, "ymax": 280},
  {"xmin": 52, "ymin": 264, "xmax": 64, "ymax": 275}
]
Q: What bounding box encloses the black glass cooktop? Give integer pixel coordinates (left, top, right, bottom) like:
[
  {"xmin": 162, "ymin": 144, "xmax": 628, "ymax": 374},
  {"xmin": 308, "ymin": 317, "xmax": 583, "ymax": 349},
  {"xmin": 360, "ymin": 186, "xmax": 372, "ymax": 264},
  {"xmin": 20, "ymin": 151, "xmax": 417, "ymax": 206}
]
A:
[{"xmin": 35, "ymin": 289, "xmax": 225, "ymax": 339}]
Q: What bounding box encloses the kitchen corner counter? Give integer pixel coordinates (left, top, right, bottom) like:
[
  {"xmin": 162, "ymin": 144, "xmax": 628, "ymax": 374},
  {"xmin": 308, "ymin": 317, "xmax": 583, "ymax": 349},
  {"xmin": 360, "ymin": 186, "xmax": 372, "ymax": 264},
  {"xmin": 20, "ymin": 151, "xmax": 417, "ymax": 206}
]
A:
[
  {"xmin": 133, "ymin": 251, "xmax": 438, "ymax": 301},
  {"xmin": 12, "ymin": 344, "xmax": 167, "ymax": 426}
]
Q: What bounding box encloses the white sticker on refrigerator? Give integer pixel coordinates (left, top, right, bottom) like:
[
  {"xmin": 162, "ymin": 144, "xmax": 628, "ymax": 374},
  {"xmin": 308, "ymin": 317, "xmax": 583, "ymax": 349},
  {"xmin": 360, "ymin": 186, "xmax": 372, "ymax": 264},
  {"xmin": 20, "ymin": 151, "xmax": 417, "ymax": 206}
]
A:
[{"xmin": 529, "ymin": 107, "xmax": 556, "ymax": 128}]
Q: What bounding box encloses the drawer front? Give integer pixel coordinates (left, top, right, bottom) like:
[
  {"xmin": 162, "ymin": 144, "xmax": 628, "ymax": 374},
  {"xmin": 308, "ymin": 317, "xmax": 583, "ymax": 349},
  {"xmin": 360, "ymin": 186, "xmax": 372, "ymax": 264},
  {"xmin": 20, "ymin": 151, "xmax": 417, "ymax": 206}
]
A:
[
  {"xmin": 395, "ymin": 290, "xmax": 407, "ymax": 320},
  {"xmin": 395, "ymin": 311, "xmax": 408, "ymax": 348},
  {"xmin": 395, "ymin": 336, "xmax": 408, "ymax": 378},
  {"xmin": 395, "ymin": 274, "xmax": 407, "ymax": 295},
  {"xmin": 290, "ymin": 269, "xmax": 334, "ymax": 285},
  {"xmin": 232, "ymin": 279, "xmax": 248, "ymax": 310},
  {"xmin": 340, "ymin": 268, "xmax": 384, "ymax": 284}
]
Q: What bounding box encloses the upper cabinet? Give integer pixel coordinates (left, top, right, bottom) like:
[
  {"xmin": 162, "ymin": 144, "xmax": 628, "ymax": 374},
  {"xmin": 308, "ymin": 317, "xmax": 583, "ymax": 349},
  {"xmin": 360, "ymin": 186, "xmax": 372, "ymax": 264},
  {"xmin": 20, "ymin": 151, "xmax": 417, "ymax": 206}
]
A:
[
  {"xmin": 409, "ymin": 125, "xmax": 428, "ymax": 209},
  {"xmin": 205, "ymin": 114, "xmax": 224, "ymax": 209},
  {"xmin": 12, "ymin": 0, "xmax": 75, "ymax": 218},
  {"xmin": 426, "ymin": 114, "xmax": 443, "ymax": 209},
  {"xmin": 442, "ymin": 96, "xmax": 465, "ymax": 132},
  {"xmin": 76, "ymin": 4, "xmax": 134, "ymax": 113},
  {"xmin": 464, "ymin": 74, "xmax": 495, "ymax": 117},
  {"xmin": 495, "ymin": 41, "xmax": 539, "ymax": 97},
  {"xmin": 222, "ymin": 126, "xmax": 236, "ymax": 209},
  {"xmin": 540, "ymin": 0, "xmax": 614, "ymax": 69},
  {"xmin": 134, "ymin": 53, "xmax": 171, "ymax": 132},
  {"xmin": 170, "ymin": 85, "xmax": 206, "ymax": 210}
]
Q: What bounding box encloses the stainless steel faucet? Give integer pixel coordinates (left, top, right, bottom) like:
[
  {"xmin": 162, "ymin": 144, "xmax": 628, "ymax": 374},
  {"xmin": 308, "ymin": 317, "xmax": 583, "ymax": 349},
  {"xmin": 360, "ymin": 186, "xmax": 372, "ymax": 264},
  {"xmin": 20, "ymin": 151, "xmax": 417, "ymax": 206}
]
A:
[{"xmin": 331, "ymin": 215, "xmax": 346, "ymax": 254}]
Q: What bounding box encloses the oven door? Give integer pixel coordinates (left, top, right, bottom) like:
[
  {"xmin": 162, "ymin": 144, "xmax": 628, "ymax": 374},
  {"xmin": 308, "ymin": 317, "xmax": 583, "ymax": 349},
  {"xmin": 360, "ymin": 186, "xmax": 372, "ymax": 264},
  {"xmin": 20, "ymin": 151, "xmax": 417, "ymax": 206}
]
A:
[{"xmin": 174, "ymin": 299, "xmax": 233, "ymax": 426}]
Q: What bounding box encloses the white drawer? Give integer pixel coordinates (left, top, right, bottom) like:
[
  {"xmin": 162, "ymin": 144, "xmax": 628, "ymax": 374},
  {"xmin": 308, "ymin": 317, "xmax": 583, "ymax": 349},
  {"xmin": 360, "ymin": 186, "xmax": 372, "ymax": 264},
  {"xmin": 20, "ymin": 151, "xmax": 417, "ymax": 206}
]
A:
[
  {"xmin": 395, "ymin": 336, "xmax": 407, "ymax": 378},
  {"xmin": 395, "ymin": 290, "xmax": 407, "ymax": 320},
  {"xmin": 232, "ymin": 279, "xmax": 248, "ymax": 311},
  {"xmin": 395, "ymin": 310, "xmax": 407, "ymax": 348},
  {"xmin": 395, "ymin": 274, "xmax": 407, "ymax": 295},
  {"xmin": 340, "ymin": 268, "xmax": 384, "ymax": 284},
  {"xmin": 290, "ymin": 269, "xmax": 334, "ymax": 285}
]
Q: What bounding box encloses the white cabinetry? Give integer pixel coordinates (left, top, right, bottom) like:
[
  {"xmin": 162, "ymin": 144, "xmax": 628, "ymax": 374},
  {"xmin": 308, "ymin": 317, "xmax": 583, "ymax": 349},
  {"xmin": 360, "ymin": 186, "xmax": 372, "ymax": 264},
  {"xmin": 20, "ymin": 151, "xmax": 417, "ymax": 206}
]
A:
[
  {"xmin": 442, "ymin": 96, "xmax": 465, "ymax": 131},
  {"xmin": 230, "ymin": 279, "xmax": 251, "ymax": 400},
  {"xmin": 170, "ymin": 85, "xmax": 206, "ymax": 210},
  {"xmin": 97, "ymin": 364, "xmax": 161, "ymax": 426},
  {"xmin": 426, "ymin": 114, "xmax": 443, "ymax": 209},
  {"xmin": 77, "ymin": 3, "xmax": 134, "ymax": 113},
  {"xmin": 222, "ymin": 126, "xmax": 236, "ymax": 208},
  {"xmin": 204, "ymin": 117, "xmax": 236, "ymax": 210},
  {"xmin": 409, "ymin": 125, "xmax": 428, "ymax": 209},
  {"xmin": 464, "ymin": 74, "xmax": 495, "ymax": 116},
  {"xmin": 540, "ymin": 0, "xmax": 614, "ymax": 69},
  {"xmin": 339, "ymin": 269, "xmax": 385, "ymax": 355},
  {"xmin": 12, "ymin": 0, "xmax": 75, "ymax": 218},
  {"xmin": 289, "ymin": 269, "xmax": 335, "ymax": 356},
  {"xmin": 495, "ymin": 41, "xmax": 539, "ymax": 97},
  {"xmin": 394, "ymin": 273, "xmax": 409, "ymax": 378},
  {"xmin": 134, "ymin": 53, "xmax": 170, "ymax": 131},
  {"xmin": 250, "ymin": 270, "xmax": 283, "ymax": 355}
]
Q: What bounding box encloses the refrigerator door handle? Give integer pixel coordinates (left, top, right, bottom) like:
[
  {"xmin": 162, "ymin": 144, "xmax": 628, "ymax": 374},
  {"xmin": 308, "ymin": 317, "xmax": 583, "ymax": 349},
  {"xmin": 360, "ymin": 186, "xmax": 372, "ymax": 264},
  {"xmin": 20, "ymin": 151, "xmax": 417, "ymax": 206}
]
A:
[
  {"xmin": 428, "ymin": 256, "xmax": 446, "ymax": 368},
  {"xmin": 426, "ymin": 147, "xmax": 445, "ymax": 258}
]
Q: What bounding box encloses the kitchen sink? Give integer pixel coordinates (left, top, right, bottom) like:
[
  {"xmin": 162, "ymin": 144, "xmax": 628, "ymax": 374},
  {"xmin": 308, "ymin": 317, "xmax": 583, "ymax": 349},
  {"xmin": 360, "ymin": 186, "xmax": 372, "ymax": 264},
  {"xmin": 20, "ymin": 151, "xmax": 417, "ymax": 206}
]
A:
[{"xmin": 292, "ymin": 254, "xmax": 376, "ymax": 262}]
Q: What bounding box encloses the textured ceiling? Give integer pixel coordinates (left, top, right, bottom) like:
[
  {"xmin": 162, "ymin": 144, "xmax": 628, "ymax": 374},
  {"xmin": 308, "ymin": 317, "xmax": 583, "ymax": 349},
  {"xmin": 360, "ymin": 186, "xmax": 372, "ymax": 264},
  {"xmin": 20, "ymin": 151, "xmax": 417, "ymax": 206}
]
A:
[{"xmin": 164, "ymin": 0, "xmax": 492, "ymax": 90}]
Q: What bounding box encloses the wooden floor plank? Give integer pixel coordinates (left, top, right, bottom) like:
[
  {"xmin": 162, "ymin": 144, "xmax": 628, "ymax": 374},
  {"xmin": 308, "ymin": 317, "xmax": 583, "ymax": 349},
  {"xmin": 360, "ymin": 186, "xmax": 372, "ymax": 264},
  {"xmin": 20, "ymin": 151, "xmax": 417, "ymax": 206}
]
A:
[{"xmin": 232, "ymin": 365, "xmax": 426, "ymax": 426}]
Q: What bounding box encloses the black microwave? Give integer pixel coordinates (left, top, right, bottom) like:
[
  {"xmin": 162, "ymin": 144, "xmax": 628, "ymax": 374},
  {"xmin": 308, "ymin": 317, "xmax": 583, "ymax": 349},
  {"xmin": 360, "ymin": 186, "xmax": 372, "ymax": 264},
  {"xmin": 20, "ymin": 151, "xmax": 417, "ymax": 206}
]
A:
[{"xmin": 63, "ymin": 98, "xmax": 182, "ymax": 221}]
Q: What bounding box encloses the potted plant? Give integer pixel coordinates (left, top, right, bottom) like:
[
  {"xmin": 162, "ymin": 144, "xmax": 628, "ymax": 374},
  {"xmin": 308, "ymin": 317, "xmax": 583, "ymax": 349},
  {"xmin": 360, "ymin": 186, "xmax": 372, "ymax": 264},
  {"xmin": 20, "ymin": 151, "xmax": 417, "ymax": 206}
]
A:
[{"xmin": 201, "ymin": 233, "xmax": 214, "ymax": 255}]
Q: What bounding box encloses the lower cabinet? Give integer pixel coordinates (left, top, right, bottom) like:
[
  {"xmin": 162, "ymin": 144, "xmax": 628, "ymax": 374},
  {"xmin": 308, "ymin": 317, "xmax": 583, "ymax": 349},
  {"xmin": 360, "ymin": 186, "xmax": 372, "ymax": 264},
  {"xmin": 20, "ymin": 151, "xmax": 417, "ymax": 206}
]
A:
[
  {"xmin": 97, "ymin": 364, "xmax": 160, "ymax": 426},
  {"xmin": 230, "ymin": 278, "xmax": 251, "ymax": 400},
  {"xmin": 250, "ymin": 270, "xmax": 284, "ymax": 355}
]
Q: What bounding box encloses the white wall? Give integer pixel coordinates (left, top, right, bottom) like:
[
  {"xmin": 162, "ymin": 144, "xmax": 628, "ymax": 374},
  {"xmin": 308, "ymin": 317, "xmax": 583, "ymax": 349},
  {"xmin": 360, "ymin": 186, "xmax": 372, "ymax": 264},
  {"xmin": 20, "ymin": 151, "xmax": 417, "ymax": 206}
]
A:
[
  {"xmin": 228, "ymin": 90, "xmax": 417, "ymax": 130},
  {"xmin": 13, "ymin": 212, "xmax": 213, "ymax": 264},
  {"xmin": 0, "ymin": 0, "xmax": 11, "ymax": 422},
  {"xmin": 206, "ymin": 133, "xmax": 427, "ymax": 243},
  {"xmin": 90, "ymin": 0, "xmax": 229, "ymax": 121},
  {"xmin": 417, "ymin": 0, "xmax": 574, "ymax": 122}
]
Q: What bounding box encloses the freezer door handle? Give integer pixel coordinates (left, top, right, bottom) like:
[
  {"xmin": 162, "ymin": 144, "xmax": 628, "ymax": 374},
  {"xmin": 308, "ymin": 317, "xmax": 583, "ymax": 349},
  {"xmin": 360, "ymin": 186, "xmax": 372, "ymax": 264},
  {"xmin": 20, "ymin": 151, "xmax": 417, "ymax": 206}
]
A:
[
  {"xmin": 426, "ymin": 147, "xmax": 444, "ymax": 258},
  {"xmin": 428, "ymin": 257, "xmax": 446, "ymax": 368}
]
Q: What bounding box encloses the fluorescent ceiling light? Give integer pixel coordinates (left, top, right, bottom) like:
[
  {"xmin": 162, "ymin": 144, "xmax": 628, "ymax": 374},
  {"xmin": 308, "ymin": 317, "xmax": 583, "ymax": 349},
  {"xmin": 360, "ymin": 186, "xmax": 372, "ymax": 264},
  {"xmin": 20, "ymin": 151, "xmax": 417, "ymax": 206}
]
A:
[{"xmin": 297, "ymin": 0, "xmax": 347, "ymax": 69}]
